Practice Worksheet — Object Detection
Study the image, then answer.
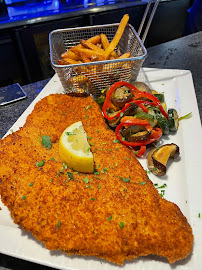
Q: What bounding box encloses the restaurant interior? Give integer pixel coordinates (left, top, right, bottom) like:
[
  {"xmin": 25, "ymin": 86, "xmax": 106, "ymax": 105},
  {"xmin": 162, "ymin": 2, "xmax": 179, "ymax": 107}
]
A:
[{"xmin": 0, "ymin": 0, "xmax": 196, "ymax": 87}]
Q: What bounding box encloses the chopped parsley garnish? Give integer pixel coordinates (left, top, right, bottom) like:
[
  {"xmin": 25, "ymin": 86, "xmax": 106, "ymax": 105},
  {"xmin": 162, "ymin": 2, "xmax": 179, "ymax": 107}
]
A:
[
  {"xmin": 160, "ymin": 190, "xmax": 165, "ymax": 198},
  {"xmin": 83, "ymin": 177, "xmax": 89, "ymax": 184},
  {"xmin": 145, "ymin": 169, "xmax": 151, "ymax": 174},
  {"xmin": 21, "ymin": 195, "xmax": 26, "ymax": 199},
  {"xmin": 98, "ymin": 184, "xmax": 101, "ymax": 189},
  {"xmin": 29, "ymin": 183, "xmax": 34, "ymax": 187},
  {"xmin": 94, "ymin": 171, "xmax": 100, "ymax": 175},
  {"xmin": 153, "ymin": 183, "xmax": 167, "ymax": 197},
  {"xmin": 86, "ymin": 185, "xmax": 92, "ymax": 189},
  {"xmin": 89, "ymin": 142, "xmax": 94, "ymax": 146},
  {"xmin": 62, "ymin": 163, "xmax": 68, "ymax": 169},
  {"xmin": 139, "ymin": 181, "xmax": 146, "ymax": 185},
  {"xmin": 36, "ymin": 160, "xmax": 45, "ymax": 167},
  {"xmin": 86, "ymin": 105, "xmax": 92, "ymax": 110},
  {"xmin": 85, "ymin": 115, "xmax": 89, "ymax": 119},
  {"xmin": 87, "ymin": 136, "xmax": 92, "ymax": 140},
  {"xmin": 41, "ymin": 135, "xmax": 52, "ymax": 150},
  {"xmin": 50, "ymin": 178, "xmax": 53, "ymax": 183},
  {"xmin": 67, "ymin": 172, "xmax": 74, "ymax": 180},
  {"xmin": 117, "ymin": 176, "xmax": 130, "ymax": 183},
  {"xmin": 156, "ymin": 183, "xmax": 167, "ymax": 189},
  {"xmin": 198, "ymin": 213, "xmax": 201, "ymax": 218},
  {"xmin": 113, "ymin": 139, "xmax": 120, "ymax": 143},
  {"xmin": 91, "ymin": 197, "xmax": 95, "ymax": 201},
  {"xmin": 66, "ymin": 132, "xmax": 76, "ymax": 136},
  {"xmin": 120, "ymin": 112, "xmax": 124, "ymax": 117},
  {"xmin": 50, "ymin": 157, "xmax": 55, "ymax": 160},
  {"xmin": 56, "ymin": 220, "xmax": 61, "ymax": 228},
  {"xmin": 119, "ymin": 222, "xmax": 124, "ymax": 229},
  {"xmin": 107, "ymin": 216, "xmax": 112, "ymax": 221}
]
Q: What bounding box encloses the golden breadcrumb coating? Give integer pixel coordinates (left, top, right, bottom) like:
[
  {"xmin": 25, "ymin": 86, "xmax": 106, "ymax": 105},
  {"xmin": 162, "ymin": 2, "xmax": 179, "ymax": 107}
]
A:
[{"xmin": 0, "ymin": 94, "xmax": 193, "ymax": 265}]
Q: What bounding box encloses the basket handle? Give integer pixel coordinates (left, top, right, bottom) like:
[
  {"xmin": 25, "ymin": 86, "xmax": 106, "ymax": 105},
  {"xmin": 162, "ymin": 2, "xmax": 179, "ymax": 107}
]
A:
[{"xmin": 138, "ymin": 0, "xmax": 161, "ymax": 44}]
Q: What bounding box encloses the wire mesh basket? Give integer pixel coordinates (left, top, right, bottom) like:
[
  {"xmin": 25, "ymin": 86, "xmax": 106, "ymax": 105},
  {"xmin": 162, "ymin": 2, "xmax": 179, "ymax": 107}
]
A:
[{"xmin": 49, "ymin": 23, "xmax": 147, "ymax": 98}]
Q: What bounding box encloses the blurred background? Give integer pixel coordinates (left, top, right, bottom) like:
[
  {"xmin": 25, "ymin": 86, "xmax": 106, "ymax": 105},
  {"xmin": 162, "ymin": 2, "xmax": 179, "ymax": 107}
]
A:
[{"xmin": 0, "ymin": 0, "xmax": 198, "ymax": 87}]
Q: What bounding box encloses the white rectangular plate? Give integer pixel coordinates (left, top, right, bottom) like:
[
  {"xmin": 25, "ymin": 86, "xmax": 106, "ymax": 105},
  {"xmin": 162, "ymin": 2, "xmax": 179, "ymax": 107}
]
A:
[{"xmin": 0, "ymin": 68, "xmax": 202, "ymax": 270}]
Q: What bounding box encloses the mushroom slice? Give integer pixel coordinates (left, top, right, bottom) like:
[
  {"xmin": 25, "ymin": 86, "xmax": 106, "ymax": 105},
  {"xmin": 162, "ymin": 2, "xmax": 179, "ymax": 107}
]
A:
[
  {"xmin": 120, "ymin": 125, "xmax": 145, "ymax": 138},
  {"xmin": 123, "ymin": 102, "xmax": 142, "ymax": 116},
  {"xmin": 133, "ymin": 82, "xmax": 152, "ymax": 94},
  {"xmin": 128, "ymin": 130, "xmax": 151, "ymax": 142},
  {"xmin": 111, "ymin": 86, "xmax": 133, "ymax": 108},
  {"xmin": 147, "ymin": 143, "xmax": 180, "ymax": 176},
  {"xmin": 147, "ymin": 148, "xmax": 165, "ymax": 176},
  {"xmin": 107, "ymin": 111, "xmax": 121, "ymax": 128}
]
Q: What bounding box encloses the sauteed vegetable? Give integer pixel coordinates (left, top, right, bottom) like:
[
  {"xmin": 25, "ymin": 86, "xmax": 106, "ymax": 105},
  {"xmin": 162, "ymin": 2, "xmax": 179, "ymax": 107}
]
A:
[{"xmin": 100, "ymin": 81, "xmax": 180, "ymax": 158}]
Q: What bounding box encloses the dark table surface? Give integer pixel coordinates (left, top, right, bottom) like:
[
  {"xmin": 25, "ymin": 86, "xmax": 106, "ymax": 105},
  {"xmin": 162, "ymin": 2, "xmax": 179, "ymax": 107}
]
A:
[{"xmin": 0, "ymin": 31, "xmax": 202, "ymax": 270}]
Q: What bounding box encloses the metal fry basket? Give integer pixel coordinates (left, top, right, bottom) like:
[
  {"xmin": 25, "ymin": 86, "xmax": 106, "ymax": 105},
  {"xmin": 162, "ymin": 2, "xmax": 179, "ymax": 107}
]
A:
[{"xmin": 49, "ymin": 23, "xmax": 147, "ymax": 98}]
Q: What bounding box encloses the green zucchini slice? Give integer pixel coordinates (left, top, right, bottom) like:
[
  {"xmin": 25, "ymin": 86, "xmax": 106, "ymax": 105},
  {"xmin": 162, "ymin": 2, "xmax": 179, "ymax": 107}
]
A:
[
  {"xmin": 154, "ymin": 93, "xmax": 165, "ymax": 103},
  {"xmin": 156, "ymin": 113, "xmax": 169, "ymax": 135},
  {"xmin": 168, "ymin": 108, "xmax": 179, "ymax": 132}
]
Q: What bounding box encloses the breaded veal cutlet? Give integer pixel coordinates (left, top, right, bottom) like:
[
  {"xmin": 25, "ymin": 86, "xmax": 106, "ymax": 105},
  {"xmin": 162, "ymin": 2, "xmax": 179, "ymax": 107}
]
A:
[{"xmin": 0, "ymin": 94, "xmax": 193, "ymax": 265}]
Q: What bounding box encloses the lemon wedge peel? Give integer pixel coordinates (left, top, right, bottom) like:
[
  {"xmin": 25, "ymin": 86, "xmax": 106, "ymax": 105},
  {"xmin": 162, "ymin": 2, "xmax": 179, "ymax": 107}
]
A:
[{"xmin": 59, "ymin": 121, "xmax": 94, "ymax": 173}]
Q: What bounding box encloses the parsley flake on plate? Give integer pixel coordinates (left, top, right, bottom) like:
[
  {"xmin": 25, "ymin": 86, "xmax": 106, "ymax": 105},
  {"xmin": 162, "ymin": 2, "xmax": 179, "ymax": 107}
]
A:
[
  {"xmin": 41, "ymin": 135, "xmax": 52, "ymax": 150},
  {"xmin": 36, "ymin": 160, "xmax": 45, "ymax": 167},
  {"xmin": 119, "ymin": 222, "xmax": 124, "ymax": 229}
]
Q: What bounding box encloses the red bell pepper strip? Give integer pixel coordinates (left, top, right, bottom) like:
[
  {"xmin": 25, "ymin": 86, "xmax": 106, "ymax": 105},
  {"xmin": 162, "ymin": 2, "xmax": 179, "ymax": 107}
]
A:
[
  {"xmin": 102, "ymin": 81, "xmax": 136, "ymax": 120},
  {"xmin": 134, "ymin": 100, "xmax": 156, "ymax": 107},
  {"xmin": 135, "ymin": 146, "xmax": 146, "ymax": 157},
  {"xmin": 102, "ymin": 81, "xmax": 168, "ymax": 120},
  {"xmin": 131, "ymin": 101, "xmax": 148, "ymax": 113},
  {"xmin": 132, "ymin": 92, "xmax": 168, "ymax": 120},
  {"xmin": 115, "ymin": 117, "xmax": 163, "ymax": 147},
  {"xmin": 120, "ymin": 116, "xmax": 153, "ymax": 132},
  {"xmin": 104, "ymin": 101, "xmax": 149, "ymax": 121}
]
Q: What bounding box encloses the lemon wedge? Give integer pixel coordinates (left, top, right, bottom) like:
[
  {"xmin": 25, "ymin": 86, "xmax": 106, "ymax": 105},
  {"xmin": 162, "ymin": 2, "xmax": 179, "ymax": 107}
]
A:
[{"xmin": 59, "ymin": 121, "xmax": 94, "ymax": 173}]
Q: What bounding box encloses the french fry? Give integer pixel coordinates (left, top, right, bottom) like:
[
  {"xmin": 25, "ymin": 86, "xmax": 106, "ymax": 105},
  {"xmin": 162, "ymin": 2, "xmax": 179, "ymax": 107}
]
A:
[
  {"xmin": 74, "ymin": 35, "xmax": 101, "ymax": 50},
  {"xmin": 71, "ymin": 47, "xmax": 105, "ymax": 61},
  {"xmin": 118, "ymin": 52, "xmax": 131, "ymax": 59},
  {"xmin": 80, "ymin": 39, "xmax": 105, "ymax": 55},
  {"xmin": 58, "ymin": 58, "xmax": 82, "ymax": 65},
  {"xmin": 79, "ymin": 54, "xmax": 92, "ymax": 63},
  {"xmin": 100, "ymin": 33, "xmax": 118, "ymax": 58},
  {"xmin": 61, "ymin": 50, "xmax": 81, "ymax": 61},
  {"xmin": 71, "ymin": 82, "xmax": 87, "ymax": 95},
  {"xmin": 104, "ymin": 14, "xmax": 129, "ymax": 59},
  {"xmin": 87, "ymin": 35, "xmax": 101, "ymax": 45},
  {"xmin": 70, "ymin": 75, "xmax": 88, "ymax": 84},
  {"xmin": 58, "ymin": 15, "xmax": 133, "ymax": 95}
]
